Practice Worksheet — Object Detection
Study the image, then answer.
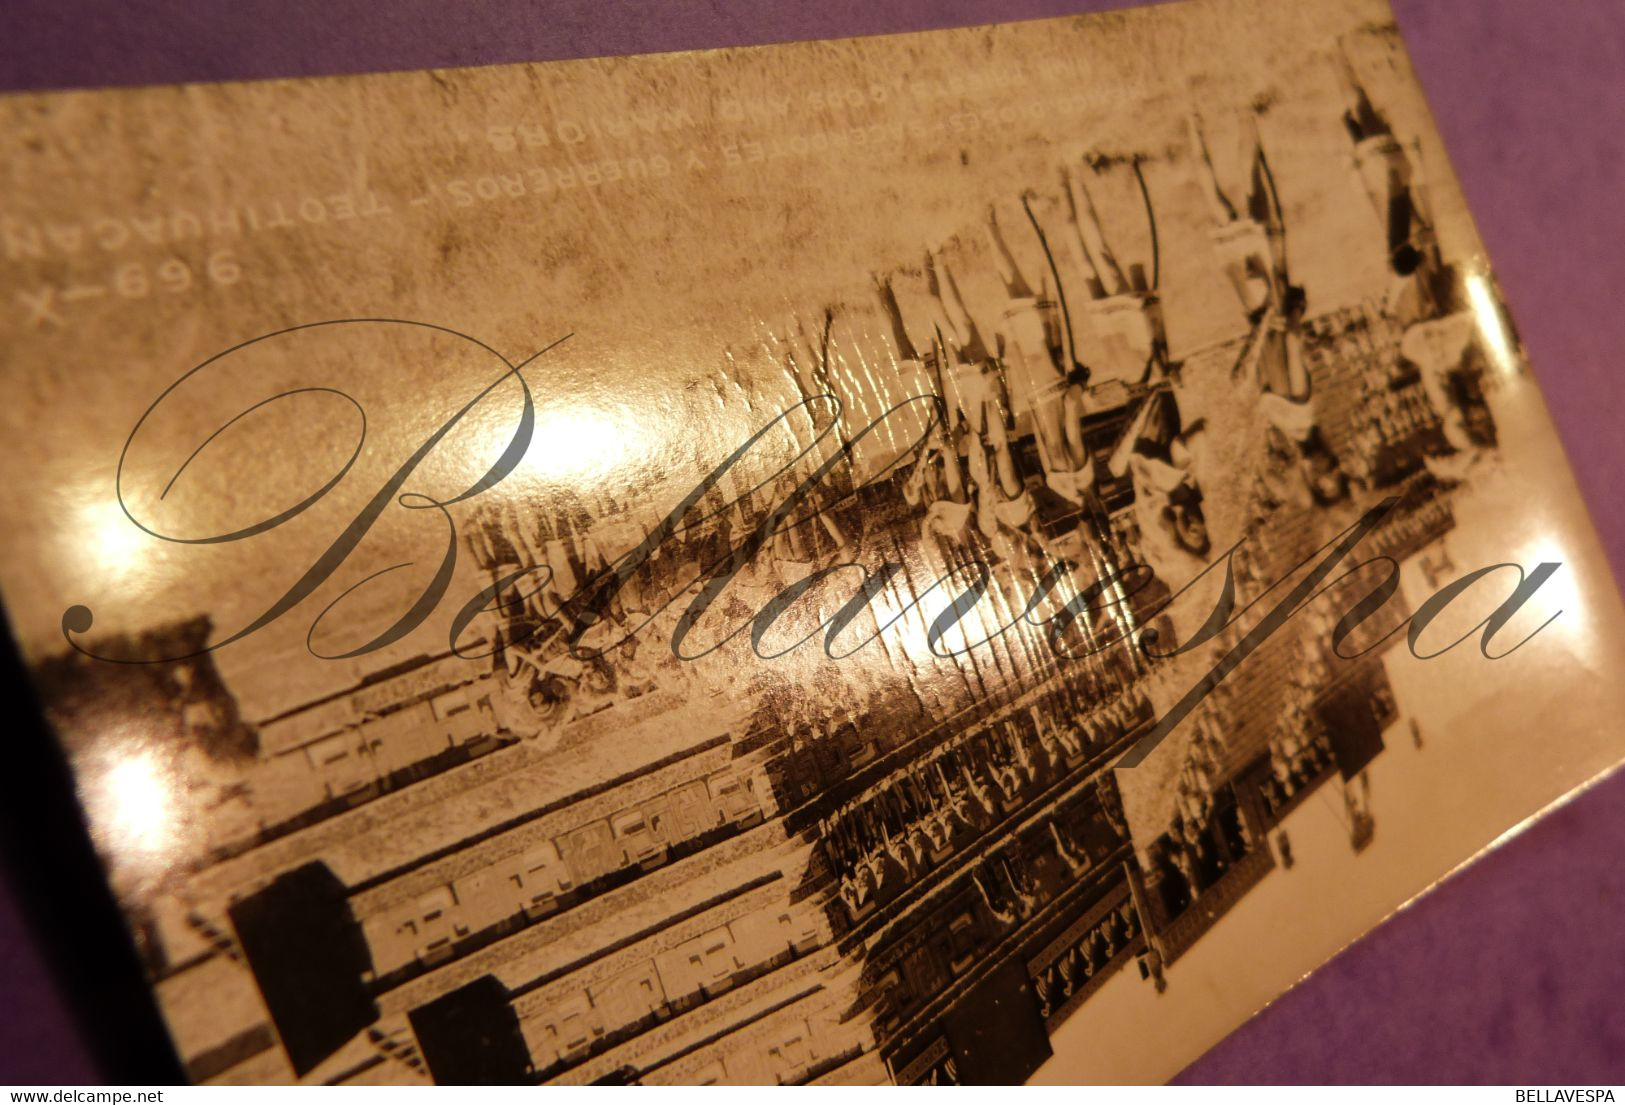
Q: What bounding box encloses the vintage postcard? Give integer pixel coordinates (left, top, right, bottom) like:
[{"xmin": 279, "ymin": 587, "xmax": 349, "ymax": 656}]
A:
[{"xmin": 2, "ymin": 0, "xmax": 1622, "ymax": 1085}]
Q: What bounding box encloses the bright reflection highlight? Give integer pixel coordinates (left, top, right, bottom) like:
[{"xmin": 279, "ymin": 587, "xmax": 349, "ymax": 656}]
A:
[
  {"xmin": 97, "ymin": 747, "xmax": 178, "ymax": 861},
  {"xmin": 1511, "ymin": 536, "xmax": 1589, "ymax": 655},
  {"xmin": 1466, "ymin": 272, "xmax": 1516, "ymax": 374},
  {"xmin": 75, "ymin": 497, "xmax": 151, "ymax": 581},
  {"xmin": 529, "ymin": 403, "xmax": 640, "ymax": 484}
]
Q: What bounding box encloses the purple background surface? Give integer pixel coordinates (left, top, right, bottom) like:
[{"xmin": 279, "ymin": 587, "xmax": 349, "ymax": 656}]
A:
[{"xmin": 2, "ymin": 0, "xmax": 1623, "ymax": 1086}]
